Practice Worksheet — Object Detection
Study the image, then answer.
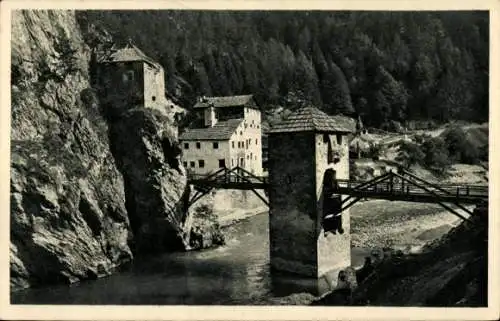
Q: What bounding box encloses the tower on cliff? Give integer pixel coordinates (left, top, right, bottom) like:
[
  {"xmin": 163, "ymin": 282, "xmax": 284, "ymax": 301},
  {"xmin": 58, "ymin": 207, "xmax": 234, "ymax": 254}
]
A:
[
  {"xmin": 267, "ymin": 106, "xmax": 356, "ymax": 293},
  {"xmin": 96, "ymin": 41, "xmax": 170, "ymax": 115}
]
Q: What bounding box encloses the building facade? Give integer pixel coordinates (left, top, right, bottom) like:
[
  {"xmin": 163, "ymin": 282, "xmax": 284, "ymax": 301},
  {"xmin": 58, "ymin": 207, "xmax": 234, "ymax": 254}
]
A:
[
  {"xmin": 179, "ymin": 95, "xmax": 263, "ymax": 176},
  {"xmin": 267, "ymin": 106, "xmax": 355, "ymax": 290}
]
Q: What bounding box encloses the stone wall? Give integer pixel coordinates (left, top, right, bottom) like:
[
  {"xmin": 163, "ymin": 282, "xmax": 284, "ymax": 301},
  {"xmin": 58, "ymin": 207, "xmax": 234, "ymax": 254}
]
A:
[
  {"xmin": 314, "ymin": 133, "xmax": 351, "ymax": 286},
  {"xmin": 268, "ymin": 132, "xmax": 318, "ymax": 276}
]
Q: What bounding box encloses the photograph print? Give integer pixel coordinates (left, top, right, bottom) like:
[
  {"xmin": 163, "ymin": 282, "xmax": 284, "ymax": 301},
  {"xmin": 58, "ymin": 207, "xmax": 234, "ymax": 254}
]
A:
[{"xmin": 7, "ymin": 5, "xmax": 491, "ymax": 309}]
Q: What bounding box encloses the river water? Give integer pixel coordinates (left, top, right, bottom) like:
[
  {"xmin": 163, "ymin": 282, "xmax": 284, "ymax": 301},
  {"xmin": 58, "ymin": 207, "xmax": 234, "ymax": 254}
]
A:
[{"xmin": 12, "ymin": 213, "xmax": 370, "ymax": 305}]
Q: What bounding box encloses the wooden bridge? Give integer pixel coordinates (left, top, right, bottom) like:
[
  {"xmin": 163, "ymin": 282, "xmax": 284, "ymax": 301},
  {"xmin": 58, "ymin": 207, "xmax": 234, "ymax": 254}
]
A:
[{"xmin": 187, "ymin": 167, "xmax": 488, "ymax": 222}]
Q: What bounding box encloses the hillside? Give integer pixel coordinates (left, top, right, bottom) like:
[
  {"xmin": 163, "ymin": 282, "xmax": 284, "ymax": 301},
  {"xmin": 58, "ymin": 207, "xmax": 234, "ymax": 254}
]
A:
[
  {"xmin": 314, "ymin": 209, "xmax": 488, "ymax": 306},
  {"xmin": 75, "ymin": 11, "xmax": 489, "ymax": 128}
]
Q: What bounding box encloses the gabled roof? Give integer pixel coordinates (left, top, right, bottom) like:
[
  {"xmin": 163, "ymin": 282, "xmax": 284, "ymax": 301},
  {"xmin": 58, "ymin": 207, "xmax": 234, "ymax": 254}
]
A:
[
  {"xmin": 268, "ymin": 107, "xmax": 356, "ymax": 134},
  {"xmin": 193, "ymin": 95, "xmax": 256, "ymax": 109},
  {"xmin": 179, "ymin": 118, "xmax": 243, "ymax": 141},
  {"xmin": 100, "ymin": 42, "xmax": 161, "ymax": 69}
]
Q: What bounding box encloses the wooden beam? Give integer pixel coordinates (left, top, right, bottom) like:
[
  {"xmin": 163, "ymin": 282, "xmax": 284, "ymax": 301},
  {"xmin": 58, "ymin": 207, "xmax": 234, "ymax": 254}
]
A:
[{"xmin": 340, "ymin": 172, "xmax": 392, "ymax": 205}]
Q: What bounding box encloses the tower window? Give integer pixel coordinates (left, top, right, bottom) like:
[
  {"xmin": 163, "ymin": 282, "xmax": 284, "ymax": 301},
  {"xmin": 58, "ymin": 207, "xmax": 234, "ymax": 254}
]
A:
[
  {"xmin": 255, "ymin": 139, "xmax": 258, "ymax": 145},
  {"xmin": 213, "ymin": 142, "xmax": 219, "ymax": 149},
  {"xmin": 232, "ymin": 141, "xmax": 235, "ymax": 148},
  {"xmin": 152, "ymin": 96, "xmax": 156, "ymax": 102},
  {"xmin": 184, "ymin": 143, "xmax": 189, "ymax": 149},
  {"xmin": 323, "ymin": 134, "xmax": 329, "ymax": 143},
  {"xmin": 122, "ymin": 70, "xmax": 134, "ymax": 83},
  {"xmin": 198, "ymin": 160, "xmax": 205, "ymax": 168},
  {"xmin": 337, "ymin": 134, "xmax": 343, "ymax": 145},
  {"xmin": 218, "ymin": 159, "xmax": 226, "ymax": 168},
  {"xmin": 196, "ymin": 142, "xmax": 201, "ymax": 149}
]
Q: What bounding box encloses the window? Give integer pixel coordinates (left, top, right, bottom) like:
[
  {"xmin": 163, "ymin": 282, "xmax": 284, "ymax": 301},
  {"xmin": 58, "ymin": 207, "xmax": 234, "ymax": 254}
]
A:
[
  {"xmin": 257, "ymin": 125, "xmax": 260, "ymax": 129},
  {"xmin": 213, "ymin": 142, "xmax": 219, "ymax": 149},
  {"xmin": 231, "ymin": 159, "xmax": 234, "ymax": 166},
  {"xmin": 323, "ymin": 134, "xmax": 329, "ymax": 143},
  {"xmin": 198, "ymin": 160, "xmax": 205, "ymax": 168},
  {"xmin": 254, "ymin": 155, "xmax": 257, "ymax": 160},
  {"xmin": 184, "ymin": 143, "xmax": 189, "ymax": 149},
  {"xmin": 122, "ymin": 70, "xmax": 134, "ymax": 83},
  {"xmin": 183, "ymin": 161, "xmax": 187, "ymax": 167},
  {"xmin": 245, "ymin": 123, "xmax": 248, "ymax": 128},
  {"xmin": 218, "ymin": 159, "xmax": 226, "ymax": 168},
  {"xmin": 232, "ymin": 141, "xmax": 235, "ymax": 148},
  {"xmin": 336, "ymin": 134, "xmax": 342, "ymax": 145},
  {"xmin": 190, "ymin": 161, "xmax": 195, "ymax": 168},
  {"xmin": 240, "ymin": 158, "xmax": 244, "ymax": 167},
  {"xmin": 247, "ymin": 155, "xmax": 249, "ymax": 160},
  {"xmin": 255, "ymin": 138, "xmax": 258, "ymax": 145},
  {"xmin": 152, "ymin": 96, "xmax": 156, "ymax": 102},
  {"xmin": 240, "ymin": 131, "xmax": 243, "ymax": 135},
  {"xmin": 196, "ymin": 142, "xmax": 201, "ymax": 149}
]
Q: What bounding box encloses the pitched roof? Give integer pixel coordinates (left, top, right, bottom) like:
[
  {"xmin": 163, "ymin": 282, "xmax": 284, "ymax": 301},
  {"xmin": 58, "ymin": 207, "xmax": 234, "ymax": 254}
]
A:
[
  {"xmin": 179, "ymin": 118, "xmax": 243, "ymax": 141},
  {"xmin": 268, "ymin": 107, "xmax": 356, "ymax": 134},
  {"xmin": 101, "ymin": 43, "xmax": 161, "ymax": 69},
  {"xmin": 193, "ymin": 95, "xmax": 255, "ymax": 108}
]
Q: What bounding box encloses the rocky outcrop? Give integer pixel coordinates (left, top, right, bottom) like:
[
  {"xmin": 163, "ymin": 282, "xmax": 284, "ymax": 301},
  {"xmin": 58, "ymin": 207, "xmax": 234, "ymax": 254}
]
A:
[
  {"xmin": 10, "ymin": 10, "xmax": 132, "ymax": 290},
  {"xmin": 108, "ymin": 107, "xmax": 187, "ymax": 252},
  {"xmin": 107, "ymin": 108, "xmax": 225, "ymax": 253}
]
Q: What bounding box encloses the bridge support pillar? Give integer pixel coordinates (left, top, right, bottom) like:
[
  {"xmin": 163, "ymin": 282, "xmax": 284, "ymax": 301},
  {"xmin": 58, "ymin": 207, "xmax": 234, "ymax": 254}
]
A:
[{"xmin": 268, "ymin": 128, "xmax": 351, "ymax": 295}]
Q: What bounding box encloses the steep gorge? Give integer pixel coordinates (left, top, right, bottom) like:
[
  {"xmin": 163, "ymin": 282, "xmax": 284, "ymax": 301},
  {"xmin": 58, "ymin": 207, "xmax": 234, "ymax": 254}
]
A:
[{"xmin": 10, "ymin": 10, "xmax": 220, "ymax": 292}]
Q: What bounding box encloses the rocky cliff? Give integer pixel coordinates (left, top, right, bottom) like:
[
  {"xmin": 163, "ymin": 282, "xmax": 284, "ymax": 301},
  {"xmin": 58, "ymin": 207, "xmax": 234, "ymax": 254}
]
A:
[
  {"xmin": 10, "ymin": 10, "xmax": 222, "ymax": 291},
  {"xmin": 11, "ymin": 10, "xmax": 133, "ymax": 290}
]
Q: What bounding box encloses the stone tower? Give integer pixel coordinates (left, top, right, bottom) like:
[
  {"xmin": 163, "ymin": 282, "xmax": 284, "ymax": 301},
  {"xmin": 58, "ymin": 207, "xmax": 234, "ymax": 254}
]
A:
[
  {"xmin": 96, "ymin": 42, "xmax": 169, "ymax": 115},
  {"xmin": 267, "ymin": 107, "xmax": 355, "ymax": 293}
]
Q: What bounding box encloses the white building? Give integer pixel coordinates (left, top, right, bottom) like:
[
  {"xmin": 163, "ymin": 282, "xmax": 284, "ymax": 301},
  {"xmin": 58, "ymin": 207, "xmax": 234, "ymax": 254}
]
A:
[{"xmin": 179, "ymin": 95, "xmax": 263, "ymax": 176}]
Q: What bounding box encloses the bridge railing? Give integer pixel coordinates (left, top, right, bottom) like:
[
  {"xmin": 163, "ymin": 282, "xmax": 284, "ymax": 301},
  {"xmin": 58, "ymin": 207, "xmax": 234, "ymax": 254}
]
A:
[
  {"xmin": 187, "ymin": 169, "xmax": 269, "ymax": 185},
  {"xmin": 336, "ymin": 179, "xmax": 488, "ymax": 198}
]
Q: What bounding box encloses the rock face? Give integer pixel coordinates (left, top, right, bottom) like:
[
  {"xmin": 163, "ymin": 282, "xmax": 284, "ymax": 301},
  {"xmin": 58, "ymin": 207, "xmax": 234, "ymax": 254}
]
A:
[
  {"xmin": 10, "ymin": 10, "xmax": 223, "ymax": 292},
  {"xmin": 10, "ymin": 10, "xmax": 133, "ymax": 290},
  {"xmin": 108, "ymin": 108, "xmax": 188, "ymax": 252}
]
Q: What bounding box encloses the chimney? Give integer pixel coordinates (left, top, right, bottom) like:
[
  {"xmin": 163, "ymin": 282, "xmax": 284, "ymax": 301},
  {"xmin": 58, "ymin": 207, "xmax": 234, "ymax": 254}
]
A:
[{"xmin": 204, "ymin": 102, "xmax": 217, "ymax": 127}]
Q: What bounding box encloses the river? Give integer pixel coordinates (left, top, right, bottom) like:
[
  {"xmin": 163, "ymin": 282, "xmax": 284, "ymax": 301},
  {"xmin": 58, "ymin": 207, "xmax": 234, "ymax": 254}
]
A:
[{"xmin": 11, "ymin": 212, "xmax": 371, "ymax": 305}]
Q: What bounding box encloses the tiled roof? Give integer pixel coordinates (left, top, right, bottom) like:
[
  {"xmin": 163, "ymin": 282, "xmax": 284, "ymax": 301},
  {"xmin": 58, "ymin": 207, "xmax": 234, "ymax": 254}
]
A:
[
  {"xmin": 179, "ymin": 118, "xmax": 243, "ymax": 141},
  {"xmin": 193, "ymin": 95, "xmax": 255, "ymax": 108},
  {"xmin": 268, "ymin": 107, "xmax": 356, "ymax": 134},
  {"xmin": 101, "ymin": 43, "xmax": 161, "ymax": 69}
]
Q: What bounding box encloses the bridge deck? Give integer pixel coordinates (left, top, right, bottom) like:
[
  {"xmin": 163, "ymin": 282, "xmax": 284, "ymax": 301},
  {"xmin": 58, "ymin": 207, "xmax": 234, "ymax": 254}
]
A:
[{"xmin": 187, "ymin": 168, "xmax": 488, "ymax": 205}]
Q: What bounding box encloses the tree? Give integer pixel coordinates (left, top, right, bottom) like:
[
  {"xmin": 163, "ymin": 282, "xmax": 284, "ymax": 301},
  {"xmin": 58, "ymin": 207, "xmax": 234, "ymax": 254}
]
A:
[
  {"xmin": 396, "ymin": 141, "xmax": 424, "ymax": 169},
  {"xmin": 321, "ymin": 60, "xmax": 354, "ymax": 116},
  {"xmin": 422, "ymin": 137, "xmax": 450, "ymax": 173}
]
